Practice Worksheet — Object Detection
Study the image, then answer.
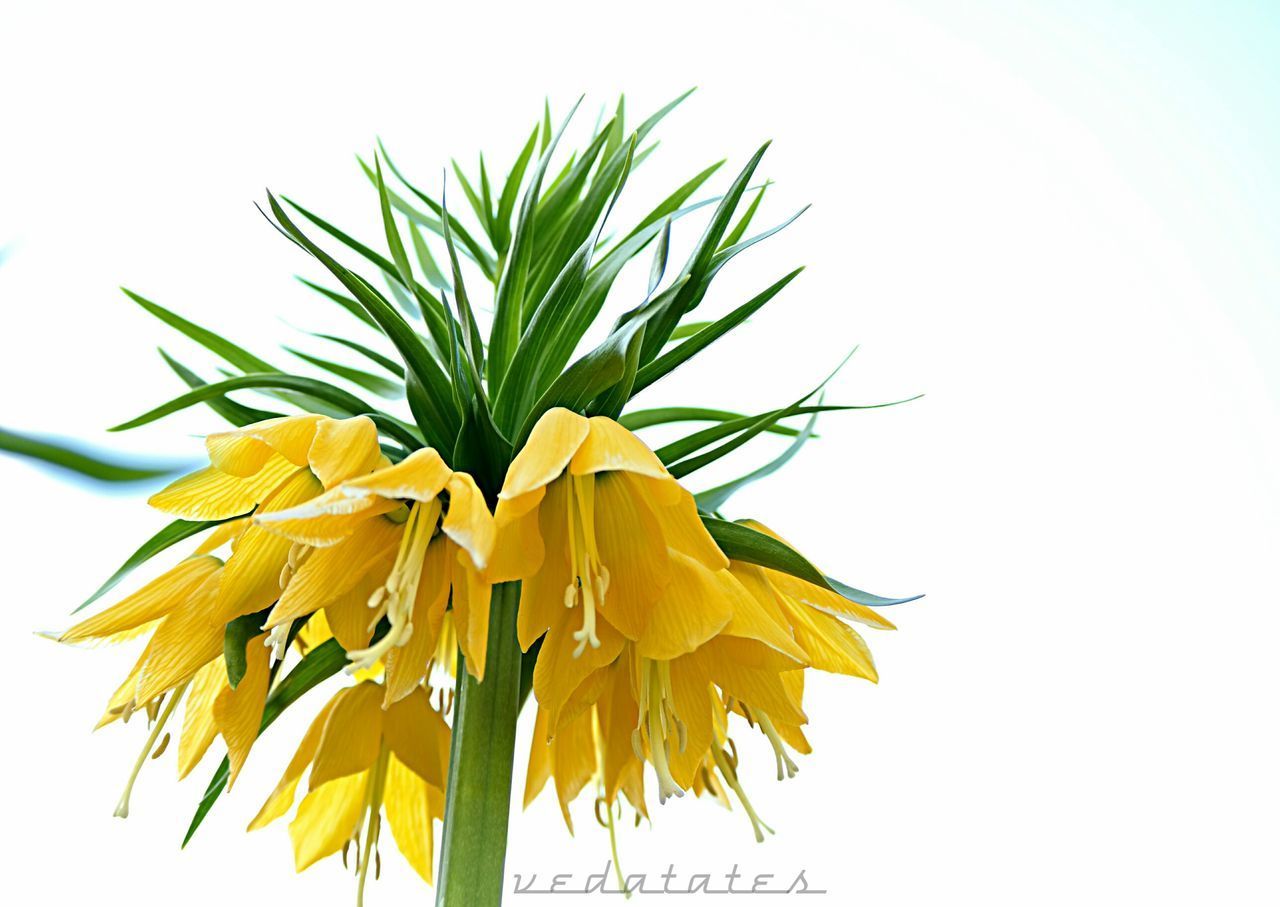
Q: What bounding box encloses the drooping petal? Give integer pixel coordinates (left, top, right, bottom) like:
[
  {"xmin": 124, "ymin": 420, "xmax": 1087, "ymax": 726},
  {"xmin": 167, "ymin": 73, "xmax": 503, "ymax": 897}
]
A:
[
  {"xmin": 451, "ymin": 554, "xmax": 492, "ymax": 681},
  {"xmin": 266, "ymin": 517, "xmax": 402, "ymax": 627},
  {"xmin": 642, "ymin": 477, "xmax": 727, "ymax": 571},
  {"xmin": 633, "ymin": 550, "xmax": 736, "ymax": 661},
  {"xmin": 534, "ymin": 600, "xmax": 625, "ymax": 734},
  {"xmin": 384, "ymin": 754, "xmax": 437, "ymax": 883},
  {"xmin": 595, "ymin": 660, "xmax": 641, "ymax": 806},
  {"xmin": 500, "ymin": 408, "xmax": 589, "ymax": 500},
  {"xmin": 666, "ymin": 660, "xmax": 716, "ymax": 790},
  {"xmin": 487, "ymin": 487, "xmax": 545, "ymax": 582},
  {"xmin": 213, "ymin": 635, "xmax": 271, "ymax": 788},
  {"xmin": 688, "ymin": 636, "xmax": 807, "ymax": 726},
  {"xmin": 382, "ymin": 538, "xmax": 450, "ymax": 705},
  {"xmin": 148, "ymin": 454, "xmax": 300, "ymax": 520},
  {"xmin": 516, "ymin": 479, "xmax": 572, "ymax": 651},
  {"xmin": 178, "ymin": 658, "xmax": 226, "ymax": 780},
  {"xmin": 192, "ymin": 517, "xmax": 249, "ymax": 555},
  {"xmin": 61, "ymin": 555, "xmax": 221, "ymax": 644},
  {"xmin": 306, "ymin": 416, "xmax": 382, "ymax": 488},
  {"xmin": 778, "ymin": 596, "xmax": 879, "ymax": 681},
  {"xmin": 523, "ymin": 709, "xmax": 553, "ymax": 809},
  {"xmin": 382, "ymin": 687, "xmax": 448, "ymax": 790},
  {"xmin": 309, "ymin": 681, "xmax": 384, "ymax": 789},
  {"xmin": 323, "ymin": 556, "xmax": 394, "ymax": 653},
  {"xmin": 254, "ymin": 493, "xmax": 399, "ymax": 548},
  {"xmin": 290, "ymin": 772, "xmax": 368, "ymax": 871},
  {"xmin": 569, "ymin": 416, "xmax": 669, "ymax": 479},
  {"xmin": 248, "ymin": 693, "xmax": 341, "ymax": 831},
  {"xmin": 206, "ymin": 415, "xmax": 322, "ymax": 476},
  {"xmin": 133, "ymin": 571, "xmax": 225, "ymax": 704},
  {"xmin": 590, "ymin": 473, "xmax": 671, "ymax": 640},
  {"xmin": 722, "ymin": 563, "xmax": 808, "ymax": 661},
  {"xmin": 442, "ymin": 472, "xmax": 497, "ymax": 571},
  {"xmin": 339, "ymin": 446, "xmax": 452, "ymax": 502},
  {"xmin": 550, "ymin": 707, "xmax": 595, "ymax": 833}
]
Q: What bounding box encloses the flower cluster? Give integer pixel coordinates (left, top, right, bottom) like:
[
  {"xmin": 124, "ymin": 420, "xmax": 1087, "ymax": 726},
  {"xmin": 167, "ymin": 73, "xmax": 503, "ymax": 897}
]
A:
[{"xmin": 50, "ymin": 94, "xmax": 916, "ymax": 905}]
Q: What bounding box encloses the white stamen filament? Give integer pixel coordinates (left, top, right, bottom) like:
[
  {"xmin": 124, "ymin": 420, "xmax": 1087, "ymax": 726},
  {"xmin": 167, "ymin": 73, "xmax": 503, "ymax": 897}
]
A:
[
  {"xmin": 114, "ymin": 680, "xmax": 188, "ymax": 818},
  {"xmin": 635, "ymin": 658, "xmax": 685, "ymax": 803},
  {"xmin": 563, "ymin": 475, "xmax": 609, "ymax": 657}
]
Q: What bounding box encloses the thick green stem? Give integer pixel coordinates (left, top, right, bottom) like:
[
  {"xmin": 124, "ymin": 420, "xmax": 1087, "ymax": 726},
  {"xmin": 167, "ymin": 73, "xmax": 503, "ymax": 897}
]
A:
[{"xmin": 436, "ymin": 581, "xmax": 522, "ymax": 906}]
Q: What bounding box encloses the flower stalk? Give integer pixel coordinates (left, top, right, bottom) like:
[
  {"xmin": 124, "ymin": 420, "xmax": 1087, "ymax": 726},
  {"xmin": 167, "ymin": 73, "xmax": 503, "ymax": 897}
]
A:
[{"xmin": 435, "ymin": 581, "xmax": 523, "ymax": 906}]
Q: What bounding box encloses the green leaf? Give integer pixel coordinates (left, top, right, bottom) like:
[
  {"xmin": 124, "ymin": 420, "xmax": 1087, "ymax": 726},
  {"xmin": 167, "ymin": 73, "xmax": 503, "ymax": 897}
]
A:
[
  {"xmin": 310, "ymin": 334, "xmax": 404, "ymax": 378},
  {"xmin": 110, "ymin": 373, "xmax": 378, "ymax": 433},
  {"xmin": 619, "ymin": 406, "xmax": 806, "ymax": 435},
  {"xmin": 223, "ymin": 610, "xmax": 268, "ymax": 689},
  {"xmin": 75, "ymin": 518, "xmax": 229, "ymax": 613},
  {"xmin": 452, "ymin": 159, "xmax": 490, "ymax": 236},
  {"xmin": 123, "ymin": 289, "xmax": 276, "ymax": 374},
  {"xmin": 667, "ymin": 320, "xmax": 714, "ymax": 341},
  {"xmin": 296, "ymin": 277, "xmax": 379, "ymax": 330},
  {"xmin": 0, "ymin": 427, "xmax": 184, "ymax": 483},
  {"xmin": 183, "ymin": 636, "xmax": 349, "ymax": 847},
  {"xmin": 158, "ymin": 350, "xmax": 283, "ymax": 427},
  {"xmin": 632, "ymin": 268, "xmax": 803, "ymax": 396},
  {"xmin": 695, "ymin": 409, "xmax": 820, "ymax": 512},
  {"xmin": 495, "ymin": 127, "xmax": 539, "ymax": 254},
  {"xmin": 284, "ymin": 347, "xmax": 402, "ymax": 398},
  {"xmin": 657, "ymin": 404, "xmax": 853, "ymax": 467},
  {"xmin": 719, "ymin": 181, "xmax": 770, "ymax": 251},
  {"xmin": 408, "ymin": 223, "xmax": 451, "ymax": 291},
  {"xmin": 701, "ymin": 518, "xmax": 922, "ymax": 608}
]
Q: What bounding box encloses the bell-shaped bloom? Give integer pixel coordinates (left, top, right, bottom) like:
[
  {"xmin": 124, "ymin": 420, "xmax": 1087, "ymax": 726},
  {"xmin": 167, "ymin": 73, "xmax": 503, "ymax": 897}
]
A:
[
  {"xmin": 490, "ymin": 408, "xmax": 743, "ymax": 729},
  {"xmin": 249, "ymin": 680, "xmax": 449, "ymax": 898},
  {"xmin": 254, "ymin": 447, "xmax": 496, "ymax": 698}
]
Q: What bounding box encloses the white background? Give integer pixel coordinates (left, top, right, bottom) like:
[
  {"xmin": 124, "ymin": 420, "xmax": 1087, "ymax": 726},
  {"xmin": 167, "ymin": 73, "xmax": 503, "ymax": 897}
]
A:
[{"xmin": 2, "ymin": 1, "xmax": 1276, "ymax": 905}]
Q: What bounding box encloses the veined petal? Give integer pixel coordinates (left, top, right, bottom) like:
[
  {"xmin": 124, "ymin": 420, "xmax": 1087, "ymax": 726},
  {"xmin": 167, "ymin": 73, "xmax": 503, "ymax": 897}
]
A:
[
  {"xmin": 500, "ymin": 408, "xmax": 589, "ymax": 500},
  {"xmin": 254, "ymin": 493, "xmax": 399, "ymax": 547},
  {"xmin": 207, "ymin": 414, "xmax": 323, "ymax": 476},
  {"xmin": 384, "ymin": 754, "xmax": 437, "ymax": 883},
  {"xmin": 340, "ymin": 447, "xmax": 452, "ymax": 502},
  {"xmin": 451, "ymin": 555, "xmax": 492, "ymax": 681},
  {"xmin": 634, "ymin": 550, "xmax": 735, "ymax": 661},
  {"xmin": 382, "ymin": 537, "xmax": 450, "ymax": 705},
  {"xmin": 523, "ymin": 709, "xmax": 552, "ymax": 809},
  {"xmin": 192, "ymin": 517, "xmax": 249, "ymax": 555},
  {"xmin": 148, "ymin": 454, "xmax": 300, "ymax": 520},
  {"xmin": 550, "ymin": 707, "xmax": 594, "ymax": 833},
  {"xmin": 382, "ymin": 687, "xmax": 448, "ymax": 790},
  {"xmin": 324, "ymin": 556, "xmax": 394, "ymax": 653},
  {"xmin": 132, "ymin": 571, "xmax": 225, "ymax": 705},
  {"xmin": 267, "ymin": 517, "xmax": 402, "ymax": 627},
  {"xmin": 96, "ymin": 663, "xmax": 142, "ymax": 730},
  {"xmin": 591, "ymin": 473, "xmax": 671, "ymax": 641},
  {"xmin": 534, "ymin": 601, "xmax": 625, "ymax": 734},
  {"xmin": 307, "ymin": 416, "xmax": 382, "ymax": 488},
  {"xmin": 595, "ymin": 660, "xmax": 642, "ymax": 806},
  {"xmin": 569, "ymin": 416, "xmax": 669, "ymax": 479},
  {"xmin": 290, "ymin": 772, "xmax": 368, "ymax": 871},
  {"xmin": 213, "ymin": 635, "xmax": 271, "ymax": 788},
  {"xmin": 178, "ymin": 658, "xmax": 226, "ymax": 780},
  {"xmin": 688, "ymin": 636, "xmax": 807, "ymax": 726},
  {"xmin": 648, "ymin": 484, "xmax": 728, "ymax": 572},
  {"xmin": 216, "ymin": 469, "xmax": 322, "ymax": 621},
  {"xmin": 442, "ymin": 472, "xmax": 496, "ymax": 571},
  {"xmin": 487, "ymin": 487, "xmax": 545, "ymax": 582},
  {"xmin": 516, "ymin": 479, "xmax": 571, "ymax": 651},
  {"xmin": 61, "ymin": 555, "xmax": 221, "ymax": 644},
  {"xmin": 249, "ymin": 693, "xmax": 341, "ymax": 831},
  {"xmin": 309, "ymin": 681, "xmax": 384, "ymax": 789},
  {"xmin": 778, "ymin": 595, "xmax": 879, "ymax": 681},
  {"xmin": 667, "ymin": 659, "xmax": 716, "ymax": 790},
  {"xmin": 723, "ymin": 563, "xmax": 807, "ymax": 661}
]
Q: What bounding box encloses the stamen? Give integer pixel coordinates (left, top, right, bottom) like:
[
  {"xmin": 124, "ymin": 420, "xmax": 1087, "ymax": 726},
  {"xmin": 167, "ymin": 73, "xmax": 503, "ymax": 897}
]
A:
[
  {"xmin": 355, "ymin": 746, "xmax": 391, "ymax": 907},
  {"xmin": 635, "ymin": 659, "xmax": 685, "ymax": 803},
  {"xmin": 592, "ymin": 708, "xmax": 631, "ymax": 899},
  {"xmin": 711, "ymin": 746, "xmax": 775, "ymax": 843},
  {"xmin": 114, "ymin": 680, "xmax": 187, "ymax": 818},
  {"xmin": 346, "ymin": 499, "xmax": 440, "ymax": 673},
  {"xmin": 756, "ymin": 711, "xmax": 799, "ymax": 780},
  {"xmin": 264, "ymin": 619, "xmax": 293, "ymax": 667},
  {"xmin": 564, "ymin": 475, "xmax": 606, "ymax": 657}
]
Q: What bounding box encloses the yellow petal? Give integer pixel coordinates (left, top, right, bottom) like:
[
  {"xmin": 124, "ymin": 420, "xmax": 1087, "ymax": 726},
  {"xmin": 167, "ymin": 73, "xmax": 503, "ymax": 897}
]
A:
[
  {"xmin": 442, "ymin": 472, "xmax": 496, "ymax": 570},
  {"xmin": 192, "ymin": 517, "xmax": 250, "ymax": 555},
  {"xmin": 594, "ymin": 660, "xmax": 641, "ymax": 805},
  {"xmin": 533, "ymin": 600, "xmax": 625, "ymax": 733},
  {"xmin": 569, "ymin": 416, "xmax": 669, "ymax": 479},
  {"xmin": 323, "ymin": 556, "xmax": 394, "ymax": 653},
  {"xmin": 178, "ymin": 658, "xmax": 226, "ymax": 780},
  {"xmin": 133, "ymin": 571, "xmax": 225, "ymax": 704},
  {"xmin": 778, "ymin": 595, "xmax": 879, "ymax": 681},
  {"xmin": 522, "ymin": 708, "xmax": 552, "ymax": 809},
  {"xmin": 550, "ymin": 707, "xmax": 594, "ymax": 833},
  {"xmin": 340, "ymin": 446, "xmax": 452, "ymax": 501},
  {"xmin": 148, "ymin": 454, "xmax": 300, "ymax": 520},
  {"xmin": 499, "ymin": 407, "xmax": 589, "ymax": 500},
  {"xmin": 248, "ymin": 692, "xmax": 341, "ymax": 831},
  {"xmin": 687, "ymin": 636, "xmax": 807, "ymax": 726},
  {"xmin": 95, "ymin": 662, "xmax": 142, "ymax": 730},
  {"xmin": 309, "ymin": 681, "xmax": 384, "ymax": 789},
  {"xmin": 634, "ymin": 550, "xmax": 735, "ymax": 661},
  {"xmin": 451, "ymin": 556, "xmax": 492, "ymax": 681},
  {"xmin": 645, "ymin": 478, "xmax": 728, "ymax": 571},
  {"xmin": 384, "ymin": 754, "xmax": 436, "ymax": 883},
  {"xmin": 382, "ymin": 687, "xmax": 448, "ymax": 790},
  {"xmin": 307, "ymin": 416, "xmax": 382, "ymax": 488},
  {"xmin": 667, "ymin": 659, "xmax": 716, "ymax": 790},
  {"xmin": 515, "ymin": 479, "xmax": 570, "ymax": 651},
  {"xmin": 591, "ymin": 473, "xmax": 671, "ymax": 641},
  {"xmin": 382, "ymin": 537, "xmax": 450, "ymax": 705},
  {"xmin": 266, "ymin": 517, "xmax": 402, "ymax": 627},
  {"xmin": 254, "ymin": 492, "xmax": 398, "ymax": 547},
  {"xmin": 207, "ymin": 415, "xmax": 323, "ymax": 476},
  {"xmin": 290, "ymin": 772, "xmax": 368, "ymax": 871},
  {"xmin": 487, "ymin": 488, "xmax": 545, "ymax": 582},
  {"xmin": 61, "ymin": 555, "xmax": 221, "ymax": 644},
  {"xmin": 722, "ymin": 563, "xmax": 807, "ymax": 661},
  {"xmin": 213, "ymin": 636, "xmax": 271, "ymax": 788}
]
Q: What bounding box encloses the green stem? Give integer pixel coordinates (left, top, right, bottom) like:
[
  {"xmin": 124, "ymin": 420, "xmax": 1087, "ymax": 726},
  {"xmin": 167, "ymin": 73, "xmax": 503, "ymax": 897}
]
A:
[{"xmin": 436, "ymin": 581, "xmax": 522, "ymax": 906}]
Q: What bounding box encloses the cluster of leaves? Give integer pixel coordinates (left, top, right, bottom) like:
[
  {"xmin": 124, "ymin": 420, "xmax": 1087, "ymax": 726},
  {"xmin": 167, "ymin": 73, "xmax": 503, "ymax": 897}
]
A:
[{"xmin": 30, "ymin": 92, "xmax": 919, "ymax": 843}]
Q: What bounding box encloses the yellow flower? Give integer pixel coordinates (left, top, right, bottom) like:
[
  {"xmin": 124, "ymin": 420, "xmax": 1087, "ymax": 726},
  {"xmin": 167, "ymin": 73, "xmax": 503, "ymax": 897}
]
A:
[
  {"xmin": 490, "ymin": 408, "xmax": 740, "ymax": 729},
  {"xmin": 254, "ymin": 447, "xmax": 496, "ymax": 699},
  {"xmin": 249, "ymin": 680, "xmax": 449, "ymax": 901}
]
